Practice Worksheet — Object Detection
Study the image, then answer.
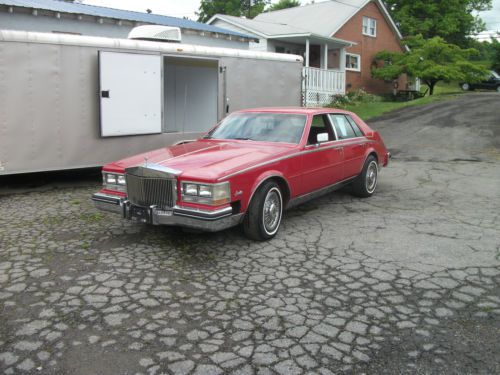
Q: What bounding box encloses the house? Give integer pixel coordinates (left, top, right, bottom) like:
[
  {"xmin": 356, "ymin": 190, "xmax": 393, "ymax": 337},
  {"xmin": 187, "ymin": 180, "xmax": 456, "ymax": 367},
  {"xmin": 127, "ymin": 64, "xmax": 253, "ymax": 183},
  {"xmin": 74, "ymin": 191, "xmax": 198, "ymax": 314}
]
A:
[
  {"xmin": 0, "ymin": 0, "xmax": 255, "ymax": 49},
  {"xmin": 209, "ymin": 0, "xmax": 409, "ymax": 103}
]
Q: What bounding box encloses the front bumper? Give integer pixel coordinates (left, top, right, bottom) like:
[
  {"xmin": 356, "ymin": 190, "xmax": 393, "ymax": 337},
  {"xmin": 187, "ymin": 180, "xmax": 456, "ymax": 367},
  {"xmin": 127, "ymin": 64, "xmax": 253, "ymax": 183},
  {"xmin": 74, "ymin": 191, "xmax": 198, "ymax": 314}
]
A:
[{"xmin": 91, "ymin": 192, "xmax": 244, "ymax": 232}]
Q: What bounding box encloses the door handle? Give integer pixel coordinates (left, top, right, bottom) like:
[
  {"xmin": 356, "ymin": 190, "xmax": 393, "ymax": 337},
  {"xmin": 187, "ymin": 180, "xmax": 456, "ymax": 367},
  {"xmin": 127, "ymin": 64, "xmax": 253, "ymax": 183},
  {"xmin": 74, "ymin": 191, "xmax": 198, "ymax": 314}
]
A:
[{"xmin": 101, "ymin": 90, "xmax": 110, "ymax": 98}]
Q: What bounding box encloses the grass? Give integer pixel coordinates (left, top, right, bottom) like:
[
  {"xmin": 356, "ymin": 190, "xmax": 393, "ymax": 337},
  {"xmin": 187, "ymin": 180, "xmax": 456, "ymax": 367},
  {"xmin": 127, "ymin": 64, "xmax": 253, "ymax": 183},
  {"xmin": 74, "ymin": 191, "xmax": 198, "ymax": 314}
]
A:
[{"xmin": 342, "ymin": 81, "xmax": 463, "ymax": 120}]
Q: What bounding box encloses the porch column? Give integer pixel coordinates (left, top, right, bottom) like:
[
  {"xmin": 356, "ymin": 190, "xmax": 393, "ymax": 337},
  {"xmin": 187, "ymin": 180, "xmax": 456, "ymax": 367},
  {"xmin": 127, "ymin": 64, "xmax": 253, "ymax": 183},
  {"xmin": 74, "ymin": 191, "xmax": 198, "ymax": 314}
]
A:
[
  {"xmin": 339, "ymin": 47, "xmax": 347, "ymax": 94},
  {"xmin": 339, "ymin": 47, "xmax": 346, "ymax": 72},
  {"xmin": 305, "ymin": 38, "xmax": 310, "ymax": 67},
  {"xmin": 321, "ymin": 43, "xmax": 328, "ymax": 69}
]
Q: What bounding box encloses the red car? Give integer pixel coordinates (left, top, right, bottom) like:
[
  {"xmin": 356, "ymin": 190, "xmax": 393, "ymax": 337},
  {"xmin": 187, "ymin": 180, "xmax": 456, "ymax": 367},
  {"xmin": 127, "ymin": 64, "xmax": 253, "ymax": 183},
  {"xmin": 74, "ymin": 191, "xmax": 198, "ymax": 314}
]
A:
[{"xmin": 92, "ymin": 108, "xmax": 390, "ymax": 240}]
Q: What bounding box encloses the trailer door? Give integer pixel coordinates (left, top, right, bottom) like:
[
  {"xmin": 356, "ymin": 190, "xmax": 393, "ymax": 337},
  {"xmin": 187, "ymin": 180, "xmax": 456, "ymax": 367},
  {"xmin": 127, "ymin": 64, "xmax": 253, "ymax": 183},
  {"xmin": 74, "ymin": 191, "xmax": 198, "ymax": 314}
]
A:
[{"xmin": 99, "ymin": 51, "xmax": 162, "ymax": 137}]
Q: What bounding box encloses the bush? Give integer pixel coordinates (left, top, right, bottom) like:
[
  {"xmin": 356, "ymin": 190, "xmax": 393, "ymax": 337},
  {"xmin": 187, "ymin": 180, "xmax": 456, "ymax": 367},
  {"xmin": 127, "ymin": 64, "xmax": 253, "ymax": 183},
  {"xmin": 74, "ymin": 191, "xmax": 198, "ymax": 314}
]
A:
[{"xmin": 326, "ymin": 89, "xmax": 378, "ymax": 108}]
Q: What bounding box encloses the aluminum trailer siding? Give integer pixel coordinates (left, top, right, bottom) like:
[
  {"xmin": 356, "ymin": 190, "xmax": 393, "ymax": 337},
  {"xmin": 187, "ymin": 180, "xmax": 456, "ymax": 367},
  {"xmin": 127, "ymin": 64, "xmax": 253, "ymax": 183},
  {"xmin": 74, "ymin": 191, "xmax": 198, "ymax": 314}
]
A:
[{"xmin": 0, "ymin": 30, "xmax": 303, "ymax": 175}]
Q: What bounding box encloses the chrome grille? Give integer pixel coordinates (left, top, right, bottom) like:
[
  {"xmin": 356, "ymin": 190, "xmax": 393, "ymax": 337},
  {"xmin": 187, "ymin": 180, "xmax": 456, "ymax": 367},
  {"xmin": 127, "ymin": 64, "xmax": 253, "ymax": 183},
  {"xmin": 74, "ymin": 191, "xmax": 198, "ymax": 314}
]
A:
[{"xmin": 125, "ymin": 174, "xmax": 176, "ymax": 209}]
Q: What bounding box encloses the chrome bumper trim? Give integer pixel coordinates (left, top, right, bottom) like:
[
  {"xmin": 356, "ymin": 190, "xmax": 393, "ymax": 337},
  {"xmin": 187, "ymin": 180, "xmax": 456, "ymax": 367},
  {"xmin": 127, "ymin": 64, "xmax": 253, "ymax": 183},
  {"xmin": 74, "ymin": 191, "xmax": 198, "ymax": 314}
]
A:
[
  {"xmin": 92, "ymin": 193, "xmax": 124, "ymax": 214},
  {"xmin": 91, "ymin": 193, "xmax": 242, "ymax": 232}
]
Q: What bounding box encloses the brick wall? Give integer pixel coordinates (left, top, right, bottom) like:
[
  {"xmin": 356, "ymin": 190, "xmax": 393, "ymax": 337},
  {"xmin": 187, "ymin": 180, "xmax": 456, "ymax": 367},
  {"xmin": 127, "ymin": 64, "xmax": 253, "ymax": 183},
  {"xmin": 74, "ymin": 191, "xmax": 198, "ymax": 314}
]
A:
[{"xmin": 333, "ymin": 1, "xmax": 406, "ymax": 94}]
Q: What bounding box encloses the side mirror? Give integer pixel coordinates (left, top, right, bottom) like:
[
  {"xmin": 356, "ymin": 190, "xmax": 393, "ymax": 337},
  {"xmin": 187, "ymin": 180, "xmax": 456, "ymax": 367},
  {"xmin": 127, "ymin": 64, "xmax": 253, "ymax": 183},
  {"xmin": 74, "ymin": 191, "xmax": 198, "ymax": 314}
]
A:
[{"xmin": 316, "ymin": 133, "xmax": 329, "ymax": 143}]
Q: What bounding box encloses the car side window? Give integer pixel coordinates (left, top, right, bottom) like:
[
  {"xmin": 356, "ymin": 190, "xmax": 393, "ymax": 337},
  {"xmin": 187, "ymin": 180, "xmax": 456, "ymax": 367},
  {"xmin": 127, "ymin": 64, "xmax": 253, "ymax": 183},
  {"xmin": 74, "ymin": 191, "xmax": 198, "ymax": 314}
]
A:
[
  {"xmin": 329, "ymin": 114, "xmax": 357, "ymax": 140},
  {"xmin": 345, "ymin": 116, "xmax": 364, "ymax": 137},
  {"xmin": 307, "ymin": 115, "xmax": 335, "ymax": 145}
]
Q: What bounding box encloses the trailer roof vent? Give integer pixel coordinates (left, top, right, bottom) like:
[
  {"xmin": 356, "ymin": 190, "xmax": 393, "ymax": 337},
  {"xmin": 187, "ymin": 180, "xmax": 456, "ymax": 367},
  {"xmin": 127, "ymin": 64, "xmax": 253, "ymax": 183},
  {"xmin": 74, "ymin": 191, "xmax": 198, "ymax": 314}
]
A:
[{"xmin": 128, "ymin": 25, "xmax": 182, "ymax": 43}]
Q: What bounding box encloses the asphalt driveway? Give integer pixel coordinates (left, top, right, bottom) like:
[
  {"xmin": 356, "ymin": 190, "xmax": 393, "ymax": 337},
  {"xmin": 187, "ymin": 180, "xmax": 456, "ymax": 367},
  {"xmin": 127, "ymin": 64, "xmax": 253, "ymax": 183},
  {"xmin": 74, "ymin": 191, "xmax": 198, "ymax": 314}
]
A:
[{"xmin": 0, "ymin": 92, "xmax": 499, "ymax": 374}]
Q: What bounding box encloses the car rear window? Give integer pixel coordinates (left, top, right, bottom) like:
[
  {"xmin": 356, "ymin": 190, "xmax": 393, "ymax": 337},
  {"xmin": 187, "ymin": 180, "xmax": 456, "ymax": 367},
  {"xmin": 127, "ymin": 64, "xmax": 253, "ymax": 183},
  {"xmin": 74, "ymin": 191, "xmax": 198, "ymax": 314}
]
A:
[{"xmin": 329, "ymin": 114, "xmax": 358, "ymax": 139}]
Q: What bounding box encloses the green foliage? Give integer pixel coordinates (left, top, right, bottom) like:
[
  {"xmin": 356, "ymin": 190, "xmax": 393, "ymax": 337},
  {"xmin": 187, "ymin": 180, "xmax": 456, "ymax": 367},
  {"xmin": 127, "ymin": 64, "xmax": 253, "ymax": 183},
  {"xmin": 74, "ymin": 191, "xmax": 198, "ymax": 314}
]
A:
[
  {"xmin": 340, "ymin": 82, "xmax": 463, "ymax": 120},
  {"xmin": 372, "ymin": 36, "xmax": 489, "ymax": 95},
  {"xmin": 489, "ymin": 38, "xmax": 500, "ymax": 72},
  {"xmin": 197, "ymin": 0, "xmax": 269, "ymax": 22},
  {"xmin": 268, "ymin": 0, "xmax": 300, "ymax": 11},
  {"xmin": 326, "ymin": 89, "xmax": 378, "ymax": 109},
  {"xmin": 467, "ymin": 36, "xmax": 500, "ymax": 72},
  {"xmin": 384, "ymin": 0, "xmax": 492, "ymax": 47}
]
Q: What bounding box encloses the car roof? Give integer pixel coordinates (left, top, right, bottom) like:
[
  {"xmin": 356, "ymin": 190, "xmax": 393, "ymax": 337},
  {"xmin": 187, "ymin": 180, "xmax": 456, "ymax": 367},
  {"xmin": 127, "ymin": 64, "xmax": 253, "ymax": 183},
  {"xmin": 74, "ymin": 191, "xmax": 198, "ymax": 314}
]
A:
[{"xmin": 235, "ymin": 107, "xmax": 353, "ymax": 115}]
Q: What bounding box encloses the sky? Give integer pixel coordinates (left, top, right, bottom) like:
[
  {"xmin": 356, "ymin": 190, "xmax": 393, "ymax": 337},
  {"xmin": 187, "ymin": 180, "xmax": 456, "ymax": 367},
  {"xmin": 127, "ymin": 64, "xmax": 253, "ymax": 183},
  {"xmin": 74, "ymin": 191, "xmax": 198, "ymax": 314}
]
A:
[{"xmin": 81, "ymin": 0, "xmax": 500, "ymax": 33}]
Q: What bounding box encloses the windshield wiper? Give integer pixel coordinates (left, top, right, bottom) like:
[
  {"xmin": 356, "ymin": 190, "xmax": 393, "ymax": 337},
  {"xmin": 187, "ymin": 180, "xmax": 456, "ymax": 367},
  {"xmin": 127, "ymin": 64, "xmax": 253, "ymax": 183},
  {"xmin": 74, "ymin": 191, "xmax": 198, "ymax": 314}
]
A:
[
  {"xmin": 232, "ymin": 137, "xmax": 253, "ymax": 140},
  {"xmin": 202, "ymin": 135, "xmax": 213, "ymax": 139}
]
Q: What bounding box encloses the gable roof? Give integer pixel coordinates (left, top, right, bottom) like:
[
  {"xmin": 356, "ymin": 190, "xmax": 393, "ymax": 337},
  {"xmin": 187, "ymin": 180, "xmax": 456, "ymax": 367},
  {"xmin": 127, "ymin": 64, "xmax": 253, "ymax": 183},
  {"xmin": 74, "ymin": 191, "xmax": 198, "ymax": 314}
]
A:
[
  {"xmin": 209, "ymin": 13, "xmax": 353, "ymax": 47},
  {"xmin": 0, "ymin": 0, "xmax": 253, "ymax": 39},
  {"xmin": 210, "ymin": 0, "xmax": 402, "ymax": 40},
  {"xmin": 209, "ymin": 14, "xmax": 309, "ymax": 38}
]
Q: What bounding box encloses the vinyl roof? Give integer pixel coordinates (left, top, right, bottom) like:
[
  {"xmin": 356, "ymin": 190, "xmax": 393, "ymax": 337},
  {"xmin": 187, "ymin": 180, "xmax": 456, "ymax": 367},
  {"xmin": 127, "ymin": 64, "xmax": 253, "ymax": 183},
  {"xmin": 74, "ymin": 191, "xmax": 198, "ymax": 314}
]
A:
[{"xmin": 0, "ymin": 0, "xmax": 253, "ymax": 39}]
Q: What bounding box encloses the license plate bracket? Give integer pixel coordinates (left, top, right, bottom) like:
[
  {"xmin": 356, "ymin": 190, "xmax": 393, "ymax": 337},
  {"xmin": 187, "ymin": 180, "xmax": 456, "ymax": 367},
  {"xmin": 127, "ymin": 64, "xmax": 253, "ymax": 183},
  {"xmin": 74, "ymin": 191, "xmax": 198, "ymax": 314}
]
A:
[{"xmin": 129, "ymin": 205, "xmax": 151, "ymax": 223}]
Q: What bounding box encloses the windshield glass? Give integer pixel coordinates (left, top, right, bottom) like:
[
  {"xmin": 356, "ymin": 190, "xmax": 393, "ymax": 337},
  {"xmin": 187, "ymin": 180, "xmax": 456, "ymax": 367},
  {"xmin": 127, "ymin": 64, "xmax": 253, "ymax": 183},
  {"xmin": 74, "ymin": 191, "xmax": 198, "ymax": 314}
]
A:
[
  {"xmin": 491, "ymin": 70, "xmax": 500, "ymax": 79},
  {"xmin": 207, "ymin": 113, "xmax": 307, "ymax": 144}
]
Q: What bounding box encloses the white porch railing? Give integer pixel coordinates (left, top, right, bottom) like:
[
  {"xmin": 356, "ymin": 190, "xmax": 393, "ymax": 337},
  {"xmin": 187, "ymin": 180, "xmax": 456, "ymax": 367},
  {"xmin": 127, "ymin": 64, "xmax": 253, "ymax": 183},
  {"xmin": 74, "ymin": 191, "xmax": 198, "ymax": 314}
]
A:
[{"xmin": 302, "ymin": 67, "xmax": 346, "ymax": 107}]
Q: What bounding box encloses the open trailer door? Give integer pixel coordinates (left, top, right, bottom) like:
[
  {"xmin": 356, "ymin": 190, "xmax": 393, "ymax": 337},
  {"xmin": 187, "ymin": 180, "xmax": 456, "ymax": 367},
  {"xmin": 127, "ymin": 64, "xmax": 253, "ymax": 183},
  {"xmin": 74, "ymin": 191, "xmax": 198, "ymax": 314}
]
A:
[{"xmin": 99, "ymin": 51, "xmax": 162, "ymax": 137}]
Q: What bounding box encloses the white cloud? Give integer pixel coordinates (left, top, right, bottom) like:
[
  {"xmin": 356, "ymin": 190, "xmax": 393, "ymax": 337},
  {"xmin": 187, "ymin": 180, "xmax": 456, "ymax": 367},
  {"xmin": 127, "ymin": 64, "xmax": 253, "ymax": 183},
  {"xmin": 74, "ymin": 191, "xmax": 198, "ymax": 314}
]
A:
[{"xmin": 481, "ymin": 0, "xmax": 500, "ymax": 31}]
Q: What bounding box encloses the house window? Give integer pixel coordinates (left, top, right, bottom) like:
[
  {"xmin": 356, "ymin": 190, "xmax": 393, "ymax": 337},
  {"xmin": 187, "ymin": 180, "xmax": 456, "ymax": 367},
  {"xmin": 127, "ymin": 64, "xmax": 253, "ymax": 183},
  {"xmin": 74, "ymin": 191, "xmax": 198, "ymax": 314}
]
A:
[
  {"xmin": 346, "ymin": 53, "xmax": 361, "ymax": 71},
  {"xmin": 362, "ymin": 16, "xmax": 376, "ymax": 37}
]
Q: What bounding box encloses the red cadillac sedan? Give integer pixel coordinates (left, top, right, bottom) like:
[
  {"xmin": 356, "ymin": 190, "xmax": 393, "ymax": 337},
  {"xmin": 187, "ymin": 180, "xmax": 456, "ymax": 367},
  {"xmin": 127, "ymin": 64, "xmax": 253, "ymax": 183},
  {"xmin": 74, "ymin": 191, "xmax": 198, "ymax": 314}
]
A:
[{"xmin": 92, "ymin": 108, "xmax": 390, "ymax": 240}]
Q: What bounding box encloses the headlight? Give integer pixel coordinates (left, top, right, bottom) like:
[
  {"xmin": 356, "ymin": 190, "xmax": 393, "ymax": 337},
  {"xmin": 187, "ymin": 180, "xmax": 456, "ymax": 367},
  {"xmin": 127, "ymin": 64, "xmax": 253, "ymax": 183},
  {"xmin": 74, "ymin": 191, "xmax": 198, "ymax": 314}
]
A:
[
  {"xmin": 184, "ymin": 184, "xmax": 199, "ymax": 196},
  {"xmin": 106, "ymin": 174, "xmax": 117, "ymax": 184},
  {"xmin": 199, "ymin": 185, "xmax": 212, "ymax": 198},
  {"xmin": 117, "ymin": 175, "xmax": 126, "ymax": 185},
  {"xmin": 181, "ymin": 181, "xmax": 230, "ymax": 205},
  {"xmin": 103, "ymin": 172, "xmax": 126, "ymax": 192}
]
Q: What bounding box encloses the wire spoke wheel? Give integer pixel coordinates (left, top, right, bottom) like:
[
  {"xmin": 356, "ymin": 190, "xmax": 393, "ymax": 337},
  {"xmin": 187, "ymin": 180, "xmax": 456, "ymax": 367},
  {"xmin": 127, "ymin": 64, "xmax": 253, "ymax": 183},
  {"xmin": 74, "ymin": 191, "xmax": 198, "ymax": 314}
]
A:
[
  {"xmin": 365, "ymin": 161, "xmax": 378, "ymax": 194},
  {"xmin": 262, "ymin": 188, "xmax": 282, "ymax": 235}
]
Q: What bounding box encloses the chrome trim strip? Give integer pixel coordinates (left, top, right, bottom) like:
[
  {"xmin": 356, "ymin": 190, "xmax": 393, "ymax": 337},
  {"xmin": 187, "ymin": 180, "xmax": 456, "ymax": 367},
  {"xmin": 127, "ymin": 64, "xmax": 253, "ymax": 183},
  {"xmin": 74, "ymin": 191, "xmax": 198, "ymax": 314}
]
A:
[
  {"xmin": 173, "ymin": 205, "xmax": 233, "ymax": 219},
  {"xmin": 92, "ymin": 192, "xmax": 123, "ymax": 205},
  {"xmin": 217, "ymin": 137, "xmax": 369, "ymax": 181},
  {"xmin": 217, "ymin": 153, "xmax": 301, "ymax": 181},
  {"xmin": 286, "ymin": 176, "xmax": 356, "ymax": 209}
]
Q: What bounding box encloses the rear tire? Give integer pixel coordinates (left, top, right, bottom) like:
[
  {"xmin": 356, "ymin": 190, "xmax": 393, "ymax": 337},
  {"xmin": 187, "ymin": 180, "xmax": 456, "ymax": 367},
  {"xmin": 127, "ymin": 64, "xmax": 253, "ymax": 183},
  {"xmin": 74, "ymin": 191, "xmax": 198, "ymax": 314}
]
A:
[
  {"xmin": 496, "ymin": 85, "xmax": 500, "ymax": 93},
  {"xmin": 461, "ymin": 83, "xmax": 471, "ymax": 91},
  {"xmin": 243, "ymin": 181, "xmax": 283, "ymax": 241},
  {"xmin": 351, "ymin": 156, "xmax": 378, "ymax": 198}
]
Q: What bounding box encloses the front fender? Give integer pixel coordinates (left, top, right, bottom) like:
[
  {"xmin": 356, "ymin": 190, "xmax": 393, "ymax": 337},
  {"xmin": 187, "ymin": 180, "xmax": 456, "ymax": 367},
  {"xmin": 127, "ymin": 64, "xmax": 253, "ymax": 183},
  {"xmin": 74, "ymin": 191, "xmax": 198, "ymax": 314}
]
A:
[{"xmin": 245, "ymin": 170, "xmax": 290, "ymax": 211}]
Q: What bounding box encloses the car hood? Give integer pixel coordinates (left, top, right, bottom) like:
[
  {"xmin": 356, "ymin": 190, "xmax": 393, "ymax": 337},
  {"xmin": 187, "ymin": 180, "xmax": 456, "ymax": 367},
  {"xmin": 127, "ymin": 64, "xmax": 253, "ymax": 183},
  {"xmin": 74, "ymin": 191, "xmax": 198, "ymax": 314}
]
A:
[{"xmin": 104, "ymin": 139, "xmax": 297, "ymax": 181}]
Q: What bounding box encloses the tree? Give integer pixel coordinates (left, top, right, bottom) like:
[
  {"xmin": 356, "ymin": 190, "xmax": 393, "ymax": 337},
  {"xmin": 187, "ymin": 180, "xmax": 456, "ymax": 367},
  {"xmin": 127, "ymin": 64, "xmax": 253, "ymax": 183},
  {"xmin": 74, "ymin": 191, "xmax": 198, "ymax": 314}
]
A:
[
  {"xmin": 197, "ymin": 0, "xmax": 269, "ymax": 23},
  {"xmin": 372, "ymin": 36, "xmax": 488, "ymax": 95},
  {"xmin": 268, "ymin": 0, "xmax": 301, "ymax": 12},
  {"xmin": 489, "ymin": 38, "xmax": 500, "ymax": 72},
  {"xmin": 384, "ymin": 0, "xmax": 492, "ymax": 47}
]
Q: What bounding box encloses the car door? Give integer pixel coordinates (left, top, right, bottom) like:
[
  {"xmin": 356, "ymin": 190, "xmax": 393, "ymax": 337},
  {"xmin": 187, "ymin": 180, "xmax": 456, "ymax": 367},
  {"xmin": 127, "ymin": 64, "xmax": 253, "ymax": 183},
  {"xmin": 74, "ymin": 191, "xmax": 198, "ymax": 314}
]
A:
[
  {"xmin": 329, "ymin": 114, "xmax": 367, "ymax": 179},
  {"xmin": 484, "ymin": 74, "xmax": 497, "ymax": 90},
  {"xmin": 298, "ymin": 114, "xmax": 344, "ymax": 195}
]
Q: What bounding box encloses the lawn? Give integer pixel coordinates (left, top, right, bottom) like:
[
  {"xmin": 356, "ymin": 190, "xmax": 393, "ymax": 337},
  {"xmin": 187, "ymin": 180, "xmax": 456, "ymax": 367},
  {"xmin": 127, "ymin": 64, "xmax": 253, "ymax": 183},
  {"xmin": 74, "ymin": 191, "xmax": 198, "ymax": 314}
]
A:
[{"xmin": 342, "ymin": 81, "xmax": 463, "ymax": 120}]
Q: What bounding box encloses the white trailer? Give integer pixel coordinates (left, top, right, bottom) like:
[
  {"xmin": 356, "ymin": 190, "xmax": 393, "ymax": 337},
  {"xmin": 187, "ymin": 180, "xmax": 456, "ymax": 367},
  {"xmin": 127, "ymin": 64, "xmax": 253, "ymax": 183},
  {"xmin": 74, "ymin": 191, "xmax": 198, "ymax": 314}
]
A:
[{"xmin": 0, "ymin": 30, "xmax": 303, "ymax": 175}]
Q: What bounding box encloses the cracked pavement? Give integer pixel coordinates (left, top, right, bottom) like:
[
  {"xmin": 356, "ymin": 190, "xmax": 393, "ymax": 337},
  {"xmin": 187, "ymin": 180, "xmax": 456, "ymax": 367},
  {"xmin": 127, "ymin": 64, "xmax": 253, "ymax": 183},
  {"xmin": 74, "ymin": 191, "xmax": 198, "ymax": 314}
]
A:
[{"xmin": 1, "ymin": 93, "xmax": 499, "ymax": 374}]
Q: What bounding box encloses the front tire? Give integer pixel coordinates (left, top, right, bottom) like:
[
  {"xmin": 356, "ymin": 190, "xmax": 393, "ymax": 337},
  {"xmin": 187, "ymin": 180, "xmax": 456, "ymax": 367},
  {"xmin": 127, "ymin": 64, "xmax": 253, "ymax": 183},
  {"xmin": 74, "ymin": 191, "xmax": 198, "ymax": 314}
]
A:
[
  {"xmin": 496, "ymin": 85, "xmax": 500, "ymax": 93},
  {"xmin": 461, "ymin": 83, "xmax": 471, "ymax": 91},
  {"xmin": 243, "ymin": 181, "xmax": 283, "ymax": 241},
  {"xmin": 351, "ymin": 156, "xmax": 378, "ymax": 198}
]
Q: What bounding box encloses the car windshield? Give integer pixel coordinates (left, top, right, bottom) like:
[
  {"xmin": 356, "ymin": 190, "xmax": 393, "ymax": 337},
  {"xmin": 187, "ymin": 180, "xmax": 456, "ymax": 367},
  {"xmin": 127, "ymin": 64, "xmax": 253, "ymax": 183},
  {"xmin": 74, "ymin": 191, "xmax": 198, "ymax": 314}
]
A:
[
  {"xmin": 491, "ymin": 70, "xmax": 500, "ymax": 79},
  {"xmin": 206, "ymin": 113, "xmax": 307, "ymax": 144}
]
